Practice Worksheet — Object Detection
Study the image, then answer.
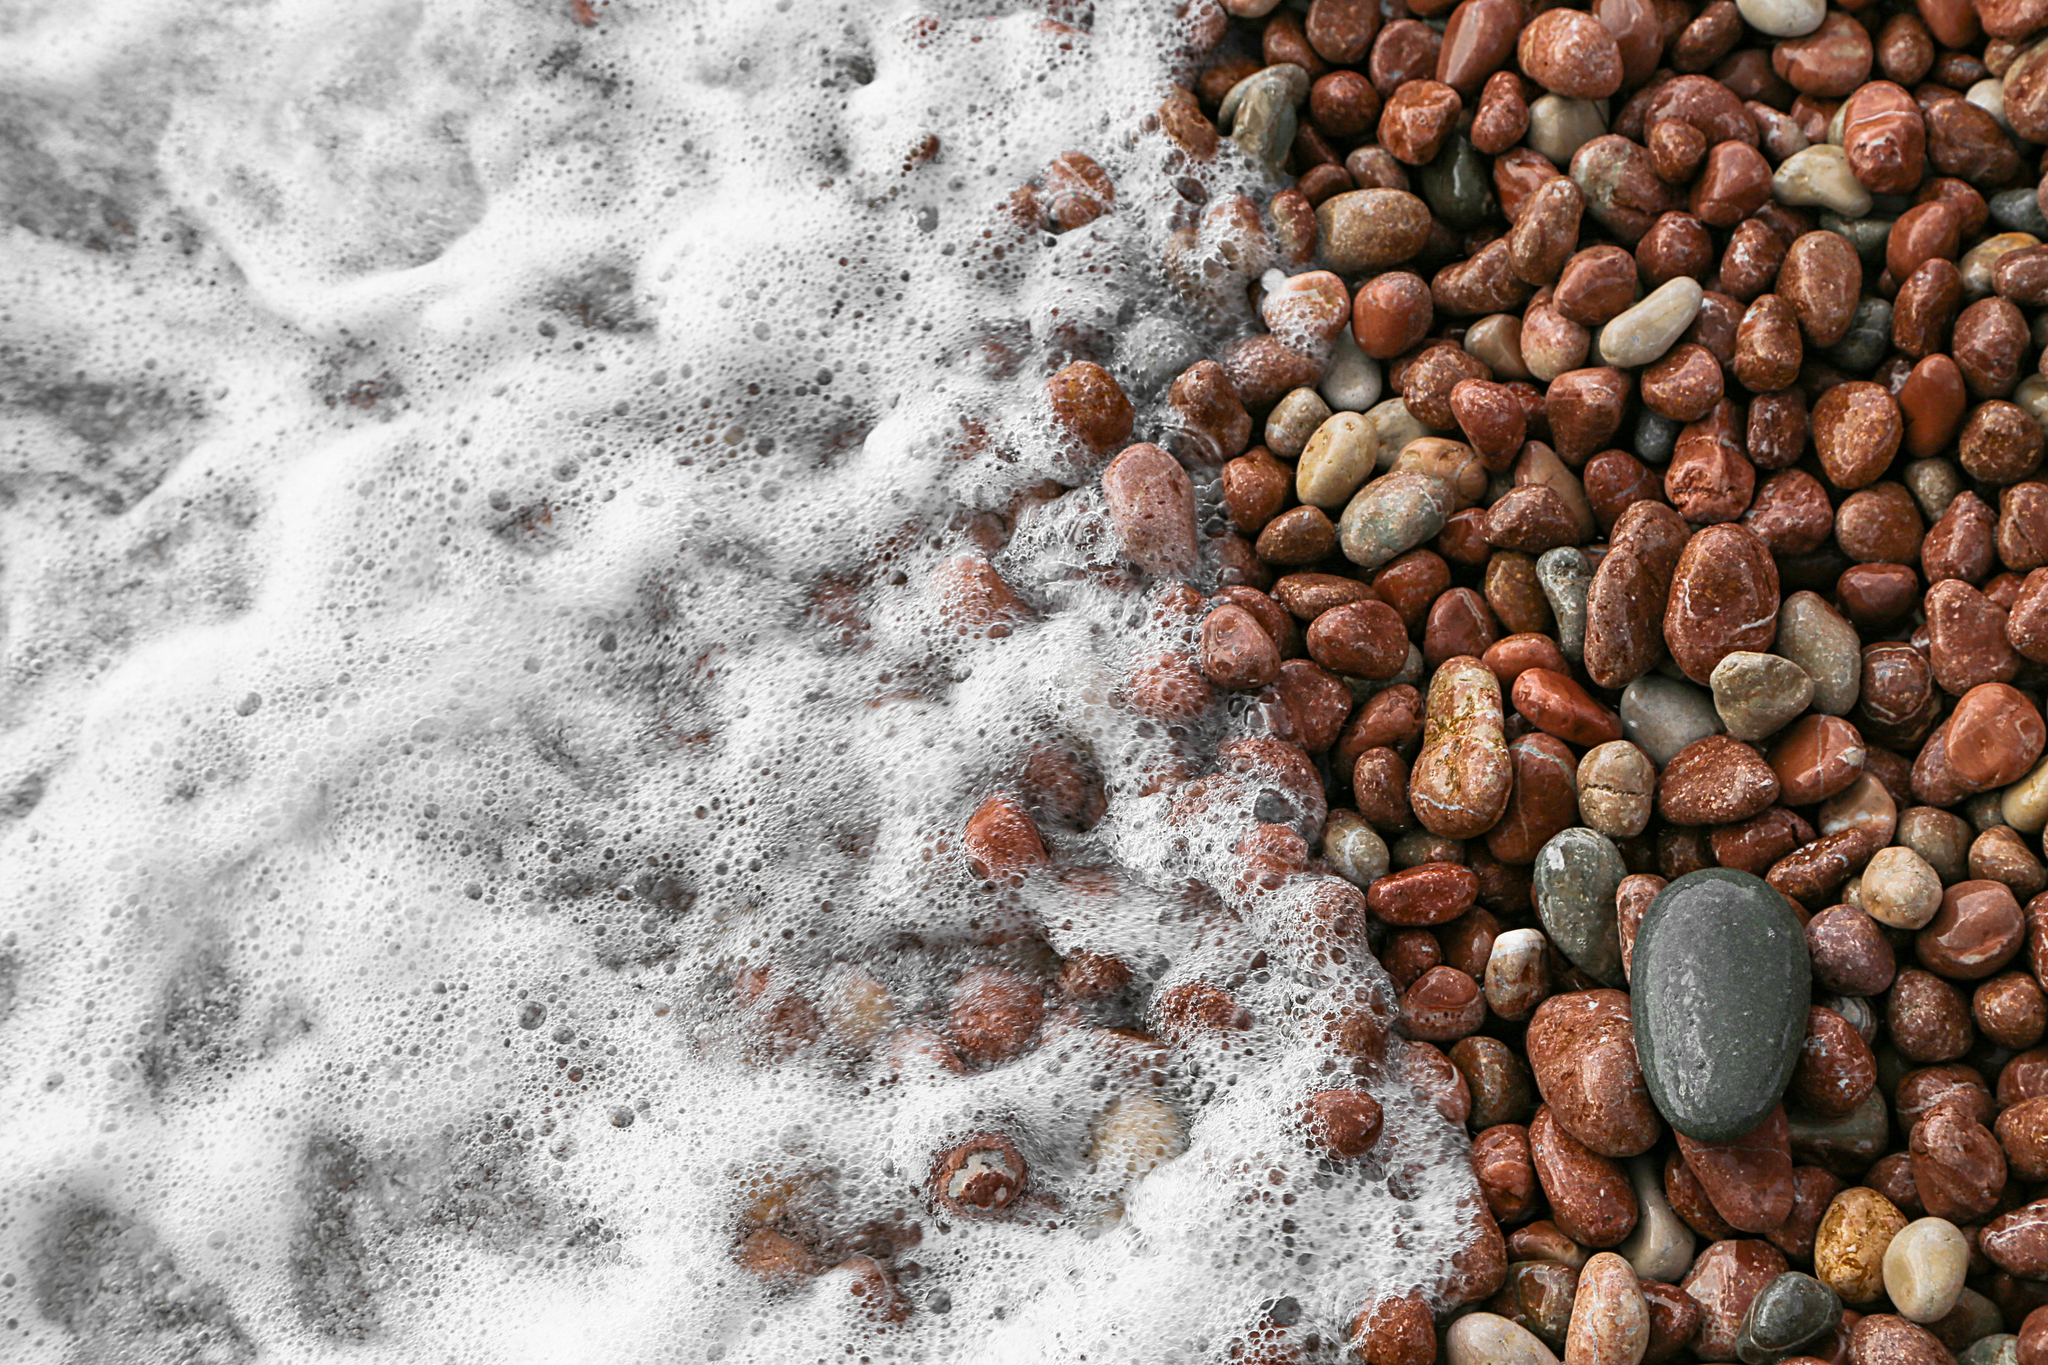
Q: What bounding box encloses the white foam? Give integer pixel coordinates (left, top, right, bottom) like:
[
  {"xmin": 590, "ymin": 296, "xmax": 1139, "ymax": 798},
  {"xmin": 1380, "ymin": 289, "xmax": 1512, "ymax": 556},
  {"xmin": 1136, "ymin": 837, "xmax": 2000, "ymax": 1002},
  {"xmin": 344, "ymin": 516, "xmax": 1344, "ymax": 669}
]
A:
[{"xmin": 0, "ymin": 0, "xmax": 1484, "ymax": 1359}]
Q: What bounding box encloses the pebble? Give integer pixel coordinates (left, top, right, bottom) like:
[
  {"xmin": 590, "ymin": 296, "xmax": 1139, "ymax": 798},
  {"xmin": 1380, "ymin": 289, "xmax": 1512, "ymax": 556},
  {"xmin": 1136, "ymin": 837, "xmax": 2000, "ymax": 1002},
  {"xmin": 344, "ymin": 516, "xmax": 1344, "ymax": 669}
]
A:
[
  {"xmin": 1337, "ymin": 471, "xmax": 1455, "ymax": 570},
  {"xmin": 2003, "ymin": 754, "xmax": 2048, "ymax": 832},
  {"xmin": 1317, "ymin": 189, "xmax": 1434, "ymax": 273},
  {"xmin": 1525, "ymin": 95, "xmax": 1609, "ymax": 166},
  {"xmin": 1772, "ymin": 144, "xmax": 1872, "ymax": 217},
  {"xmin": 1710, "ymin": 652, "xmax": 1816, "ymax": 742},
  {"xmin": 1228, "ymin": 69, "xmax": 1300, "ymax": 170},
  {"xmin": 1960, "ymin": 1335, "xmax": 2020, "ymax": 1365},
  {"xmin": 1594, "ymin": 278, "xmax": 1705, "ymax": 370},
  {"xmin": 1736, "ymin": 0, "xmax": 1825, "ymax": 38},
  {"xmin": 1632, "ymin": 869, "xmax": 1811, "ymax": 1142},
  {"xmin": 1535, "ymin": 827, "xmax": 1628, "ymax": 987},
  {"xmin": 1620, "ymin": 1153, "xmax": 1696, "ymax": 1282},
  {"xmin": 1322, "ymin": 809, "xmax": 1391, "ymax": 888},
  {"xmin": 1814, "ymin": 1185, "xmax": 1907, "ymax": 1304},
  {"xmin": 1319, "ymin": 330, "xmax": 1382, "ymax": 412},
  {"xmin": 1881, "ymin": 1216, "xmax": 1969, "ymax": 1323},
  {"xmin": 1578, "ymin": 741, "xmax": 1657, "ymax": 840},
  {"xmin": 1824, "ymin": 295, "xmax": 1894, "ymax": 372},
  {"xmin": 1774, "ymin": 592, "xmax": 1861, "ymax": 717},
  {"xmin": 1217, "ymin": 63, "xmax": 1308, "ymax": 129},
  {"xmin": 1446, "ymin": 1312, "xmax": 1562, "ymax": 1365},
  {"xmin": 1735, "ymin": 1271, "xmax": 1841, "ymax": 1364},
  {"xmin": 1536, "ymin": 548, "xmax": 1592, "ymax": 663},
  {"xmin": 1366, "ymin": 397, "xmax": 1430, "ymax": 464},
  {"xmin": 1619, "ymin": 675, "xmax": 1724, "ymax": 766},
  {"xmin": 1297, "ymin": 413, "xmax": 1380, "ymax": 511},
  {"xmin": 1419, "ymin": 136, "xmax": 1494, "ymax": 230},
  {"xmin": 1566, "ymin": 1252, "xmax": 1650, "ymax": 1365},
  {"xmin": 1860, "ymin": 845, "xmax": 1944, "ymax": 930},
  {"xmin": 1993, "ymin": 187, "xmax": 2048, "ymax": 238},
  {"xmin": 1634, "ymin": 410, "xmax": 1680, "ymax": 464}
]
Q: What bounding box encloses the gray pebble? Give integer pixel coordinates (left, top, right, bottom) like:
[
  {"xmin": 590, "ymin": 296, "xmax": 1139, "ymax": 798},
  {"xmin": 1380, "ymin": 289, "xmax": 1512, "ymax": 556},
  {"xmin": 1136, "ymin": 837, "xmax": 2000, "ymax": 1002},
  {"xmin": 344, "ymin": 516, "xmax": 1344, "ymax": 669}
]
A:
[
  {"xmin": 1338, "ymin": 472, "xmax": 1454, "ymax": 570},
  {"xmin": 1736, "ymin": 1273, "xmax": 1841, "ymax": 1364},
  {"xmin": 1960, "ymin": 1335, "xmax": 2019, "ymax": 1365},
  {"xmin": 1619, "ymin": 675, "xmax": 1723, "ymax": 766},
  {"xmin": 1775, "ymin": 591, "xmax": 1861, "ymax": 716},
  {"xmin": 1419, "ymin": 136, "xmax": 1493, "ymax": 230},
  {"xmin": 1230, "ymin": 74, "xmax": 1298, "ymax": 171},
  {"xmin": 1820, "ymin": 213, "xmax": 1894, "ymax": 269},
  {"xmin": 1710, "ymin": 652, "xmax": 1815, "ymax": 741},
  {"xmin": 1634, "ymin": 411, "xmax": 1681, "ymax": 464},
  {"xmin": 1634, "ymin": 869, "xmax": 1811, "ymax": 1142},
  {"xmin": 1534, "ymin": 827, "xmax": 1627, "ymax": 987},
  {"xmin": 1536, "ymin": 547, "xmax": 1592, "ymax": 663},
  {"xmin": 1822, "ymin": 295, "xmax": 1892, "ymax": 372},
  {"xmin": 1993, "ymin": 187, "xmax": 2048, "ymax": 237}
]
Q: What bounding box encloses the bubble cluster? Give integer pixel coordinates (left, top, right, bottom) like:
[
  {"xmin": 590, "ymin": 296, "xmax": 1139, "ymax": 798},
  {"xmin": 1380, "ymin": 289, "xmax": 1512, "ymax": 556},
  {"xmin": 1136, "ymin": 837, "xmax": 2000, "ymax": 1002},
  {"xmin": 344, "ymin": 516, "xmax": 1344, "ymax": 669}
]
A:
[{"xmin": 0, "ymin": 0, "xmax": 1479, "ymax": 1359}]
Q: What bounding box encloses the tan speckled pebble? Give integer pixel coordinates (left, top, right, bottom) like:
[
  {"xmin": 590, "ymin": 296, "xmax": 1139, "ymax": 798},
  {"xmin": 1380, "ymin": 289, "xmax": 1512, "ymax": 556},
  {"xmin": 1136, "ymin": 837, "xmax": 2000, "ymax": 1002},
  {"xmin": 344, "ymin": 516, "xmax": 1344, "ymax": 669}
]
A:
[
  {"xmin": 1814, "ymin": 1185, "xmax": 1908, "ymax": 1304},
  {"xmin": 1861, "ymin": 846, "xmax": 1945, "ymax": 930}
]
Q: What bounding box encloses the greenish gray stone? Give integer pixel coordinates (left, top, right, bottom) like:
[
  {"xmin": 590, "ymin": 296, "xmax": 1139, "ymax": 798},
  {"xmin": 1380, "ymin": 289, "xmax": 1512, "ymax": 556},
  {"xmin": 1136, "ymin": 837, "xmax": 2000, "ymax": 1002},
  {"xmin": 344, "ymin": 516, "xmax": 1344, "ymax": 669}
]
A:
[
  {"xmin": 1536, "ymin": 548, "xmax": 1592, "ymax": 663},
  {"xmin": 1419, "ymin": 137, "xmax": 1493, "ymax": 230},
  {"xmin": 1619, "ymin": 675, "xmax": 1723, "ymax": 766},
  {"xmin": 1993, "ymin": 187, "xmax": 2048, "ymax": 237},
  {"xmin": 1961, "ymin": 1335, "xmax": 2019, "ymax": 1365},
  {"xmin": 1737, "ymin": 1273, "xmax": 1840, "ymax": 1365},
  {"xmin": 1229, "ymin": 72, "xmax": 1298, "ymax": 170},
  {"xmin": 1337, "ymin": 471, "xmax": 1453, "ymax": 570},
  {"xmin": 1534, "ymin": 827, "xmax": 1626, "ymax": 987},
  {"xmin": 1823, "ymin": 296, "xmax": 1892, "ymax": 372},
  {"xmin": 1633, "ymin": 868, "xmax": 1811, "ymax": 1142},
  {"xmin": 1775, "ymin": 592, "xmax": 1861, "ymax": 717},
  {"xmin": 1820, "ymin": 213, "xmax": 1893, "ymax": 269}
]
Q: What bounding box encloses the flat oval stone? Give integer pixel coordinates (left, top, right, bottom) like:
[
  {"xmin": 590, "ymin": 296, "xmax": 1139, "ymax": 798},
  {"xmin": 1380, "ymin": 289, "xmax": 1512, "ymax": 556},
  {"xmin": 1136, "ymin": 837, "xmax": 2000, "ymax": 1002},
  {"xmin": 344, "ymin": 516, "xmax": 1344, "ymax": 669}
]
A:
[
  {"xmin": 1535, "ymin": 827, "xmax": 1627, "ymax": 987},
  {"xmin": 1594, "ymin": 277, "xmax": 1704, "ymax": 370},
  {"xmin": 1633, "ymin": 868, "xmax": 1812, "ymax": 1142},
  {"xmin": 1620, "ymin": 674, "xmax": 1724, "ymax": 766},
  {"xmin": 1736, "ymin": 1271, "xmax": 1841, "ymax": 1364}
]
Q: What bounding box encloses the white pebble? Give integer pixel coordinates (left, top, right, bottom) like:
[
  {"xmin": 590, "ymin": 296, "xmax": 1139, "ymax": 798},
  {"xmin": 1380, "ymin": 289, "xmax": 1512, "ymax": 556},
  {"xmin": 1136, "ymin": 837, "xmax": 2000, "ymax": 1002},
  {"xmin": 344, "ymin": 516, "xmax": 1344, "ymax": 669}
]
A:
[
  {"xmin": 1883, "ymin": 1217, "xmax": 1969, "ymax": 1323},
  {"xmin": 1737, "ymin": 0, "xmax": 1825, "ymax": 38},
  {"xmin": 1319, "ymin": 328, "xmax": 1382, "ymax": 412}
]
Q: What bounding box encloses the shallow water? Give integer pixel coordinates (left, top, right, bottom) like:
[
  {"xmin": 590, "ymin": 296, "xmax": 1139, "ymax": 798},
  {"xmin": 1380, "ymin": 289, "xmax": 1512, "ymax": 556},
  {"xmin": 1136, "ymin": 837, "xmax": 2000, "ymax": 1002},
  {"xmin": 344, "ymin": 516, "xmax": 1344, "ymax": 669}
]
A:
[{"xmin": 0, "ymin": 0, "xmax": 1480, "ymax": 1359}]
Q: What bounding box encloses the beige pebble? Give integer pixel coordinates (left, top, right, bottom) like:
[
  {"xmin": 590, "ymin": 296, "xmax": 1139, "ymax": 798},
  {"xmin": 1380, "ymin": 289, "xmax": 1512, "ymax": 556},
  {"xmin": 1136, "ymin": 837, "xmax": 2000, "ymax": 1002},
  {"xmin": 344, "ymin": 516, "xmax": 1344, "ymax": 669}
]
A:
[
  {"xmin": 1297, "ymin": 411, "xmax": 1380, "ymax": 510},
  {"xmin": 1882, "ymin": 1217, "xmax": 1969, "ymax": 1324},
  {"xmin": 1860, "ymin": 846, "xmax": 1945, "ymax": 929}
]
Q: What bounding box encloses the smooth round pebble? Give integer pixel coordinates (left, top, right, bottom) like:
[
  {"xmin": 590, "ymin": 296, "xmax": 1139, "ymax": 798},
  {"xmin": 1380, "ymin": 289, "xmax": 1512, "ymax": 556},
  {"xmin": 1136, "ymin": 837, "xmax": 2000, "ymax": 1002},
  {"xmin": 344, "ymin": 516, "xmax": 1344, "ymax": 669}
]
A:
[
  {"xmin": 1861, "ymin": 846, "xmax": 1945, "ymax": 930},
  {"xmin": 1881, "ymin": 1217, "xmax": 1969, "ymax": 1323},
  {"xmin": 1737, "ymin": 0, "xmax": 1825, "ymax": 37},
  {"xmin": 1620, "ymin": 675, "xmax": 1725, "ymax": 766},
  {"xmin": 1736, "ymin": 1272, "xmax": 1842, "ymax": 1363},
  {"xmin": 1447, "ymin": 1312, "xmax": 1562, "ymax": 1365}
]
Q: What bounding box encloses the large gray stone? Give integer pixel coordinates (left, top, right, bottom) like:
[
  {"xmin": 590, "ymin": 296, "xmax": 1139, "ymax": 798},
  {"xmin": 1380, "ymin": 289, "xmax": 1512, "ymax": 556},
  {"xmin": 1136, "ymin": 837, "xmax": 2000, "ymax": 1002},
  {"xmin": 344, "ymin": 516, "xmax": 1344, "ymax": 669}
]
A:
[{"xmin": 1632, "ymin": 868, "xmax": 1811, "ymax": 1143}]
